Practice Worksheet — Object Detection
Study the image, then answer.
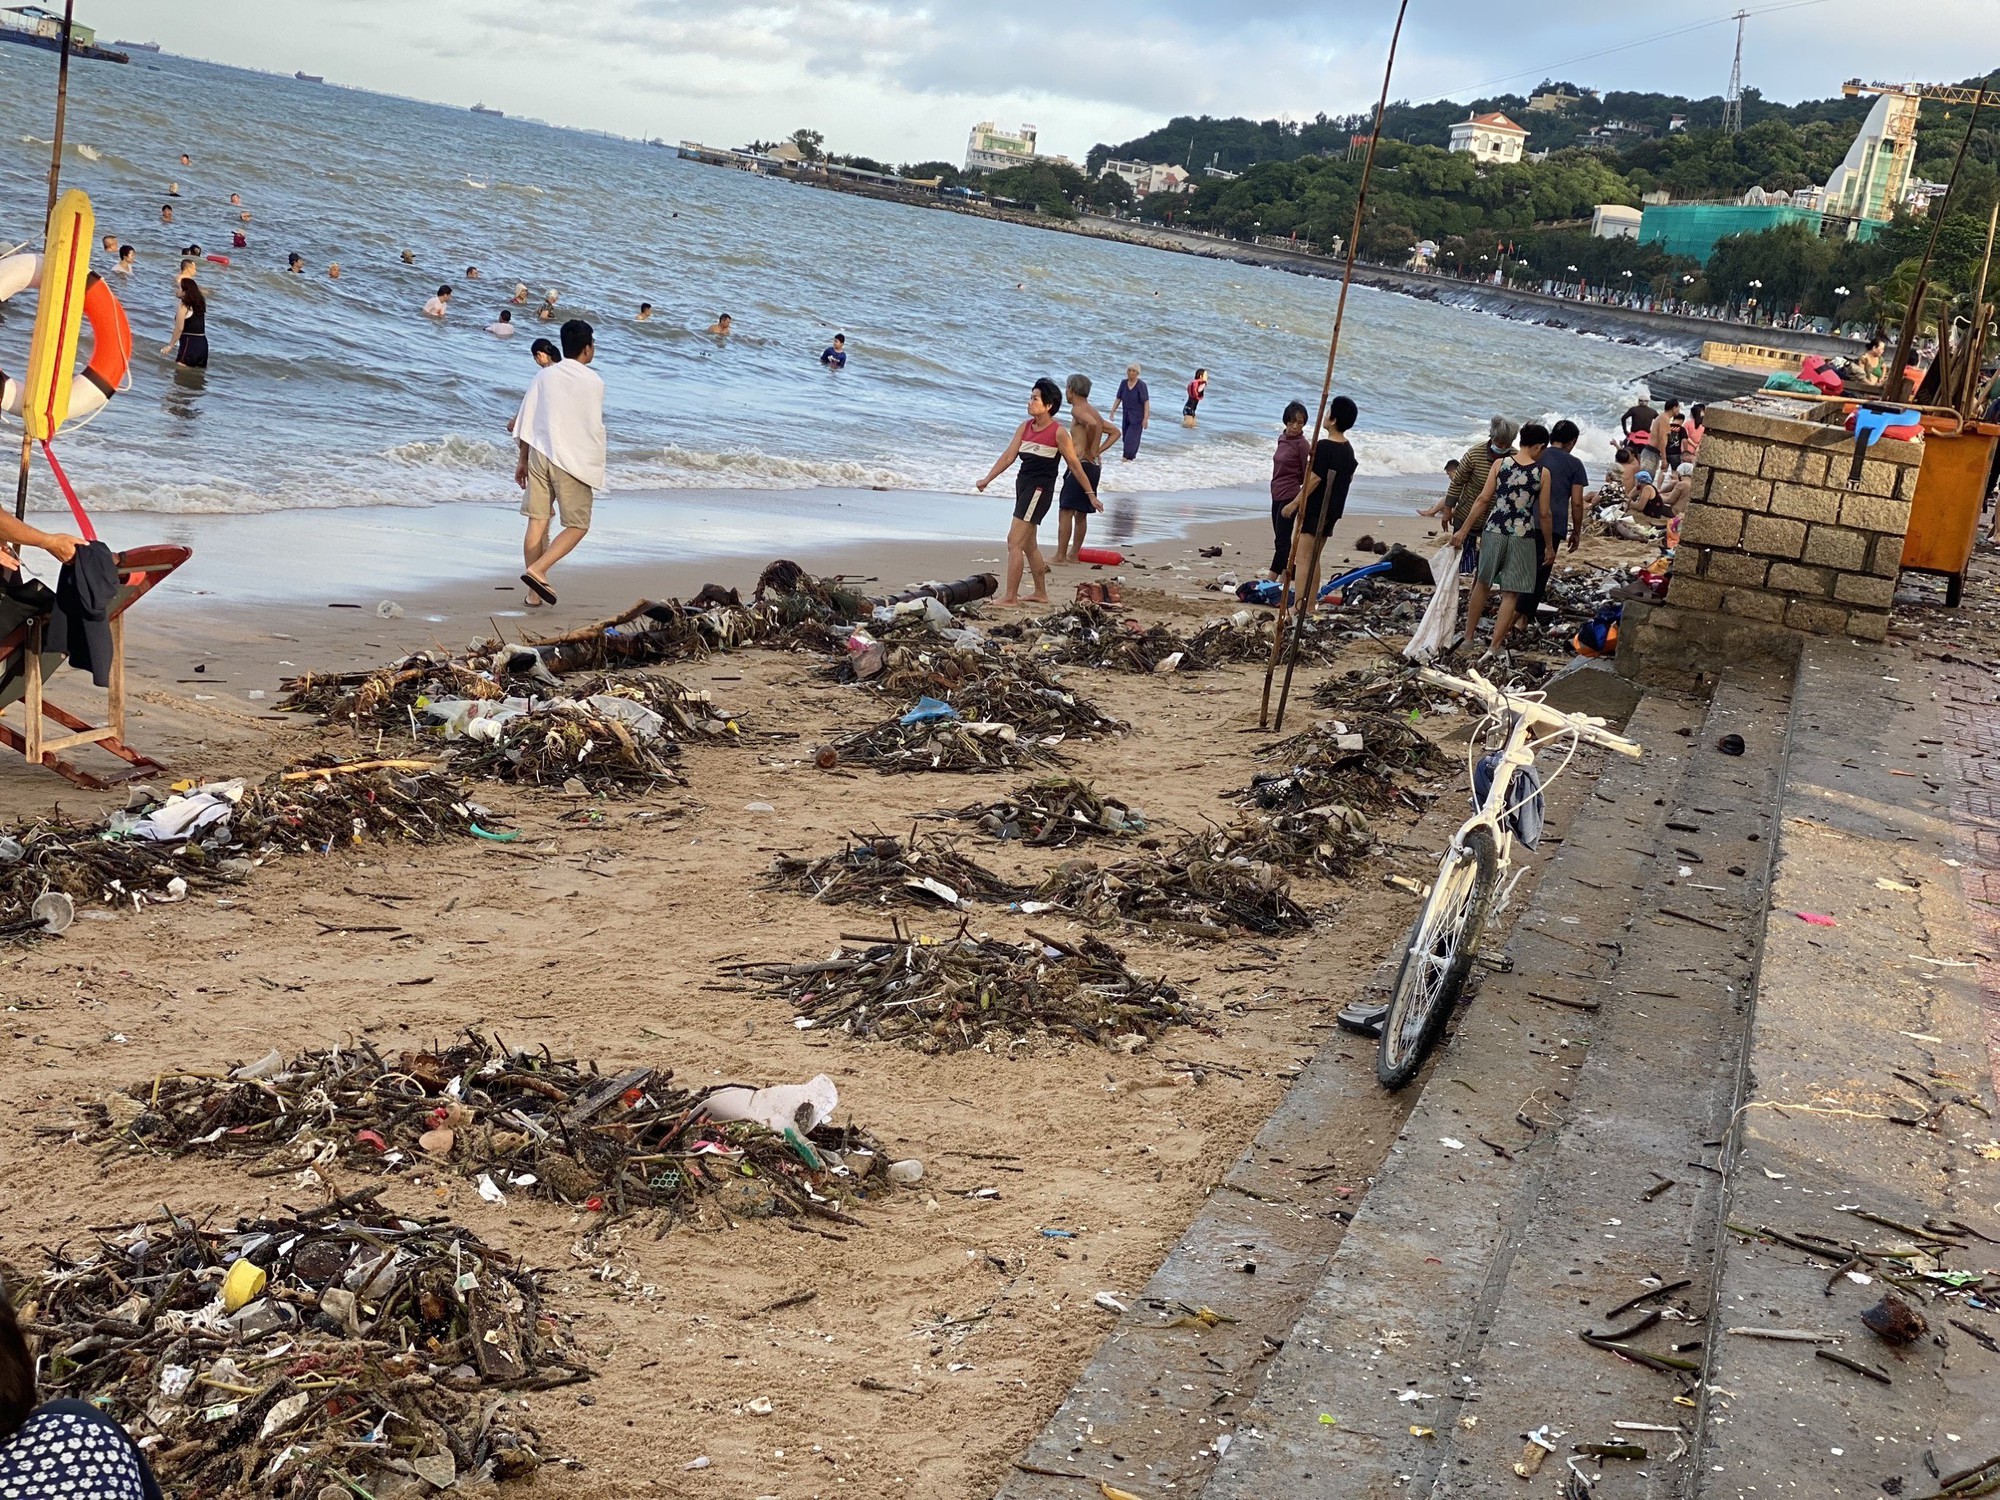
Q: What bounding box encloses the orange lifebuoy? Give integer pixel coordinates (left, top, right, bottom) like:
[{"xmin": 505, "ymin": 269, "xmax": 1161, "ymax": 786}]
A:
[{"xmin": 79, "ymin": 272, "xmax": 131, "ymax": 399}]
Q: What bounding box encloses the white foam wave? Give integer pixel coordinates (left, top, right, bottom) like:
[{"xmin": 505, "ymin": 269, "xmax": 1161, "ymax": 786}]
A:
[{"xmin": 620, "ymin": 444, "xmax": 918, "ymax": 492}]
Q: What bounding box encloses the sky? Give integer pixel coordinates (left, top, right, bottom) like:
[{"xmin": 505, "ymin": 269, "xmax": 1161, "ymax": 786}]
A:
[{"xmin": 73, "ymin": 0, "xmax": 2000, "ymax": 164}]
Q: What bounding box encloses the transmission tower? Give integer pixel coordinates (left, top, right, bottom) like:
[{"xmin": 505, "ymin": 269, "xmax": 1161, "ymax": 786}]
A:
[{"xmin": 1721, "ymin": 9, "xmax": 1748, "ymax": 134}]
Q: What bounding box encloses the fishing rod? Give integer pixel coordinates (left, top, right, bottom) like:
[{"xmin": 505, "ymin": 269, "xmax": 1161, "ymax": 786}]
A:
[
  {"xmin": 12, "ymin": 0, "xmax": 76, "ymax": 527},
  {"xmin": 1259, "ymin": 0, "xmax": 1411, "ymax": 732}
]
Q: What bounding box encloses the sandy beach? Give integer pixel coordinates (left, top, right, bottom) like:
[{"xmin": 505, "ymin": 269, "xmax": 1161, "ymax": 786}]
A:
[{"xmin": 0, "ymin": 475, "xmax": 1568, "ymax": 1497}]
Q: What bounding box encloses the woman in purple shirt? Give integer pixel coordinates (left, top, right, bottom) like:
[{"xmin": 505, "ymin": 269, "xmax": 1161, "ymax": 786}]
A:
[{"xmin": 1269, "ymin": 401, "xmax": 1310, "ymax": 577}]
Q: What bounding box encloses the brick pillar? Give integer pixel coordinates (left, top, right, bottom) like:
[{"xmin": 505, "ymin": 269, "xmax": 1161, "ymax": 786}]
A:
[{"xmin": 1622, "ymin": 404, "xmax": 1923, "ymax": 677}]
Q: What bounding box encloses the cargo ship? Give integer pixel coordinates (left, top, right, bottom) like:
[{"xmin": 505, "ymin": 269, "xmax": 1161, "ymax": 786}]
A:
[
  {"xmin": 112, "ymin": 38, "xmax": 158, "ymax": 53},
  {"xmin": 471, "ymin": 103, "xmax": 503, "ymax": 117},
  {"xmin": 0, "ymin": 6, "xmax": 130, "ymax": 62},
  {"xmin": 295, "ymin": 70, "xmax": 323, "ymax": 82}
]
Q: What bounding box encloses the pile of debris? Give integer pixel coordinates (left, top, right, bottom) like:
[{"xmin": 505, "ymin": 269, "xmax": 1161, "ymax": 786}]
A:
[
  {"xmin": 939, "ymin": 776, "xmax": 1150, "ymax": 847},
  {"xmin": 0, "ymin": 764, "xmax": 483, "ymax": 933},
  {"xmin": 730, "ymin": 922, "xmax": 1195, "ymax": 1052},
  {"xmin": 448, "ymin": 699, "xmax": 687, "ymax": 794},
  {"xmin": 16, "ymin": 1192, "xmax": 585, "ymax": 1496},
  {"xmin": 116, "ymin": 1034, "xmax": 882, "ymax": 1225},
  {"xmin": 1181, "ymin": 806, "xmax": 1375, "ymax": 881},
  {"xmin": 1243, "ymin": 711, "xmax": 1451, "ymax": 817},
  {"xmin": 1013, "ymin": 603, "xmax": 1318, "ymax": 675},
  {"xmin": 1033, "ymin": 847, "xmax": 1312, "ymax": 938},
  {"xmin": 828, "ymin": 662, "xmax": 1117, "ymax": 774},
  {"xmin": 767, "ymin": 831, "xmax": 1019, "ymax": 908}
]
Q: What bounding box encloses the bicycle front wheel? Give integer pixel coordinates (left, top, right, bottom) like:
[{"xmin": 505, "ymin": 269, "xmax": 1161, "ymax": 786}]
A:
[{"xmin": 1377, "ymin": 824, "xmax": 1500, "ymax": 1090}]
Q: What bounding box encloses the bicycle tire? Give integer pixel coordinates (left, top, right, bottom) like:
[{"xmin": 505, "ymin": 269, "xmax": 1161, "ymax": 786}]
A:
[{"xmin": 1376, "ymin": 823, "xmax": 1501, "ymax": 1090}]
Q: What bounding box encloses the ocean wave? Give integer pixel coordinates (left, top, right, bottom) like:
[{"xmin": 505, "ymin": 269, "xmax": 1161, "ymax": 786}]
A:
[
  {"xmin": 383, "ymin": 434, "xmax": 513, "ymax": 470},
  {"xmin": 620, "ymin": 445, "xmax": 918, "ymax": 491}
]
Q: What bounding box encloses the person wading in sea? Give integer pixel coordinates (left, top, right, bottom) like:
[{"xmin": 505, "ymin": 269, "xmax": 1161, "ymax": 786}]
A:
[
  {"xmin": 162, "ymin": 258, "xmax": 208, "ymax": 370},
  {"xmin": 976, "ymin": 377, "xmax": 1098, "ymax": 607},
  {"xmin": 1109, "ymin": 364, "xmax": 1149, "ymax": 461},
  {"xmin": 512, "ymin": 319, "xmax": 605, "ymax": 608},
  {"xmin": 1181, "ymin": 367, "xmax": 1209, "ymax": 427},
  {"xmin": 1053, "ymin": 373, "xmax": 1114, "ymax": 565}
]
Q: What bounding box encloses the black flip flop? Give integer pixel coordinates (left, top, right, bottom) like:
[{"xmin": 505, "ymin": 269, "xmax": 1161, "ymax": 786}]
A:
[
  {"xmin": 1336, "ymin": 1002, "xmax": 1389, "ymax": 1039},
  {"xmin": 520, "ymin": 573, "xmax": 557, "ymax": 606}
]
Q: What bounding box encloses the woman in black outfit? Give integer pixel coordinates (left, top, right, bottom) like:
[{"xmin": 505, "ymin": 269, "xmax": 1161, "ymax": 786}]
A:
[
  {"xmin": 1284, "ymin": 395, "xmax": 1359, "ymax": 614},
  {"xmin": 1, "ymin": 1280, "xmax": 164, "ymax": 1499},
  {"xmin": 162, "ymin": 258, "xmax": 208, "ymax": 368}
]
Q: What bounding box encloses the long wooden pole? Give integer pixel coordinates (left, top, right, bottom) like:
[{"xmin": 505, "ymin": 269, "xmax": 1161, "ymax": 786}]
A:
[
  {"xmin": 1958, "ymin": 202, "xmax": 1999, "ymax": 415},
  {"xmin": 13, "ymin": 0, "xmax": 76, "ymax": 528},
  {"xmin": 1258, "ymin": 0, "xmax": 1411, "ymax": 732}
]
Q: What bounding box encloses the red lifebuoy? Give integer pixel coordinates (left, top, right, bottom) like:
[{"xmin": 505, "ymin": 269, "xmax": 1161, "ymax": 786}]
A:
[{"xmin": 1076, "ymin": 546, "xmax": 1124, "ymax": 566}]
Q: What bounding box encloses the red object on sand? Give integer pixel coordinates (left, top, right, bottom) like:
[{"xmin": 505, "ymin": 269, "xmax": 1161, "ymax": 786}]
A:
[{"xmin": 1076, "ymin": 546, "xmax": 1123, "ymax": 566}]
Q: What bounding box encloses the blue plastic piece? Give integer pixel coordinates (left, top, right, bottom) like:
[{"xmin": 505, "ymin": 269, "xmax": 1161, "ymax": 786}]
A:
[{"xmin": 900, "ymin": 696, "xmax": 958, "ymax": 725}]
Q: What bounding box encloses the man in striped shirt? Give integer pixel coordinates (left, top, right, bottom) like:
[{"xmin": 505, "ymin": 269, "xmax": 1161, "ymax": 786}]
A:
[{"xmin": 1429, "ymin": 417, "xmax": 1518, "ymax": 574}]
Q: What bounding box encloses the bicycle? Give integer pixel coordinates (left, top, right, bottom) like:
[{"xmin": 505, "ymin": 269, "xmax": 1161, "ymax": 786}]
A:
[{"xmin": 1372, "ymin": 666, "xmax": 1642, "ymax": 1090}]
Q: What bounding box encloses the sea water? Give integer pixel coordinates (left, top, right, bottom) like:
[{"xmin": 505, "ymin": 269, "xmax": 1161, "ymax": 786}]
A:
[{"xmin": 0, "ymin": 49, "xmax": 1664, "ymax": 539}]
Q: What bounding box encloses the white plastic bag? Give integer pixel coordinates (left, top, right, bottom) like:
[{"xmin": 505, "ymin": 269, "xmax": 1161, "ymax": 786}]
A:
[{"xmin": 1403, "ymin": 542, "xmax": 1463, "ymax": 663}]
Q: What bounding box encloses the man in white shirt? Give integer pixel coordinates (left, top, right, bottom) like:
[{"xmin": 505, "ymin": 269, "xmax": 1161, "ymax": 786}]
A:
[
  {"xmin": 513, "ymin": 319, "xmax": 604, "ymax": 606},
  {"xmin": 488, "ymin": 309, "xmax": 516, "ymax": 338},
  {"xmin": 422, "ymin": 284, "xmax": 453, "ymax": 318}
]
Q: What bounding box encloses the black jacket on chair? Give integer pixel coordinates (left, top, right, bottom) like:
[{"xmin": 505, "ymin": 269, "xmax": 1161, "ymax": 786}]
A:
[{"xmin": 51, "ymin": 541, "xmax": 117, "ymax": 687}]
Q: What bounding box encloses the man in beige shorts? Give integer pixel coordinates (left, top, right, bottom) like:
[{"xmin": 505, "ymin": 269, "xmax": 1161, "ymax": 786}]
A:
[{"xmin": 511, "ymin": 319, "xmax": 605, "ymax": 606}]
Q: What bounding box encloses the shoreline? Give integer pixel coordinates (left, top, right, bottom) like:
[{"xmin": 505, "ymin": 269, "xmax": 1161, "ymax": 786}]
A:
[
  {"xmin": 699, "ymin": 162, "xmax": 1858, "ymax": 358},
  {"xmin": 108, "ymin": 485, "xmax": 1442, "ymax": 749}
]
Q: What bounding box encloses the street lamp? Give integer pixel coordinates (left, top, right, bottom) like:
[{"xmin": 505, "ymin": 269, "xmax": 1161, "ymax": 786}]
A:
[{"xmin": 1834, "ymin": 284, "xmax": 1849, "ymax": 297}]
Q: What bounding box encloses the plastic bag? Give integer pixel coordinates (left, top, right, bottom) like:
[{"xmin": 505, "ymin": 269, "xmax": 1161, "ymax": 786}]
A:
[{"xmin": 1402, "ymin": 542, "xmax": 1463, "ymax": 663}]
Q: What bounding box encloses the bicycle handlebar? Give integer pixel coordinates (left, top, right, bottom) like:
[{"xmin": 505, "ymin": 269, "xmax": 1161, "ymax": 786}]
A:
[{"xmin": 1419, "ymin": 667, "xmax": 1643, "ymax": 758}]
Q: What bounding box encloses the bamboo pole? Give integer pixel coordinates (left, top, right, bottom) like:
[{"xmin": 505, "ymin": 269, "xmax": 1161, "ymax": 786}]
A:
[
  {"xmin": 1258, "ymin": 0, "xmax": 1411, "ymax": 732},
  {"xmin": 13, "ymin": 0, "xmax": 76, "ymax": 530},
  {"xmin": 1959, "ymin": 202, "xmax": 1998, "ymax": 416}
]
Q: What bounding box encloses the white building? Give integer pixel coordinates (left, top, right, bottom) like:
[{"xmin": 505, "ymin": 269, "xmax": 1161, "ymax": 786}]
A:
[
  {"xmin": 966, "ymin": 121, "xmax": 1037, "ymax": 175},
  {"xmin": 1098, "ymin": 159, "xmax": 1192, "ymax": 197},
  {"xmin": 1821, "ymin": 92, "xmax": 1918, "ymax": 223},
  {"xmin": 1447, "ymin": 111, "xmax": 1528, "ymax": 164},
  {"xmin": 1591, "ymin": 204, "xmax": 1643, "ymax": 240}
]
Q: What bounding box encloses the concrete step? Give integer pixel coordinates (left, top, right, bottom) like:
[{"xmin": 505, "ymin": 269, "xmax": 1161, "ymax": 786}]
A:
[
  {"xmin": 1694, "ymin": 638, "xmax": 2000, "ymax": 1498},
  {"xmin": 1198, "ymin": 682, "xmax": 1744, "ymax": 1499},
  {"xmin": 996, "ymin": 688, "xmax": 1700, "ymax": 1500},
  {"xmin": 1429, "ymin": 668, "xmax": 1791, "ymax": 1496}
]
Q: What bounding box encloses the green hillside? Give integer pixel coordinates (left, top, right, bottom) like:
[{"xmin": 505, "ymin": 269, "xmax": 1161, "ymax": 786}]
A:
[{"xmin": 1088, "ymin": 72, "xmax": 2000, "ymax": 324}]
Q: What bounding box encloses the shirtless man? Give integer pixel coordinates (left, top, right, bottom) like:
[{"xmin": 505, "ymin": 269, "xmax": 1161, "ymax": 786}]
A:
[{"xmin": 1053, "ymin": 372, "xmax": 1115, "ymax": 564}]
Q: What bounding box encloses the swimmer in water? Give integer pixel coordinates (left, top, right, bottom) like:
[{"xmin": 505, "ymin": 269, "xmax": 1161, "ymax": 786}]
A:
[
  {"xmin": 707, "ymin": 312, "xmax": 732, "ymax": 336},
  {"xmin": 286, "ymin": 252, "xmax": 304, "ymax": 273},
  {"xmin": 116, "ymin": 244, "xmax": 135, "ymax": 275},
  {"xmin": 465, "ymin": 265, "xmax": 480, "ymax": 280},
  {"xmin": 99, "ymin": 232, "xmax": 117, "ymax": 259},
  {"xmin": 179, "ymin": 152, "xmax": 190, "ymax": 167},
  {"xmin": 512, "ymin": 282, "xmax": 529, "ymax": 304},
  {"xmin": 537, "ymin": 289, "xmax": 559, "ymax": 321},
  {"xmin": 159, "ymin": 203, "xmax": 174, "ymax": 223},
  {"xmin": 423, "ymin": 284, "xmax": 453, "ymax": 318},
  {"xmin": 229, "ymin": 192, "xmax": 241, "ymax": 206},
  {"xmin": 637, "ymin": 302, "xmax": 653, "ymax": 321},
  {"xmin": 328, "ymin": 261, "xmax": 342, "ymax": 279},
  {"xmin": 489, "ymin": 309, "xmax": 516, "ymax": 338}
]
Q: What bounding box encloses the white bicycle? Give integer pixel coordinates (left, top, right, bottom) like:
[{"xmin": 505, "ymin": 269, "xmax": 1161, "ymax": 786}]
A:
[{"xmin": 1372, "ymin": 667, "xmax": 1642, "ymax": 1090}]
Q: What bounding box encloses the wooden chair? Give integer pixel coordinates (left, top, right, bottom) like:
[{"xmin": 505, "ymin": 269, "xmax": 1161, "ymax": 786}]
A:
[{"xmin": 0, "ymin": 543, "xmax": 191, "ymax": 788}]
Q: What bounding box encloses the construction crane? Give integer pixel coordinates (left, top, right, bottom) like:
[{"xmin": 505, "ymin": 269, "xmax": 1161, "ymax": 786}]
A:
[{"xmin": 1843, "ymin": 78, "xmax": 2000, "ymax": 109}]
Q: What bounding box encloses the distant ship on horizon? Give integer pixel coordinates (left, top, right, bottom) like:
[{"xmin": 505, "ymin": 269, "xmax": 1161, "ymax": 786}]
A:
[
  {"xmin": 113, "ymin": 39, "xmax": 159, "ymax": 52},
  {"xmin": 470, "ymin": 103, "xmax": 503, "ymax": 117},
  {"xmin": 295, "ymin": 70, "xmax": 322, "ymax": 82}
]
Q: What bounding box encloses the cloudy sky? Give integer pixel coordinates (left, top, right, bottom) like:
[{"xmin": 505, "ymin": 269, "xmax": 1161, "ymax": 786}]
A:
[{"xmin": 80, "ymin": 0, "xmax": 2000, "ymax": 162}]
